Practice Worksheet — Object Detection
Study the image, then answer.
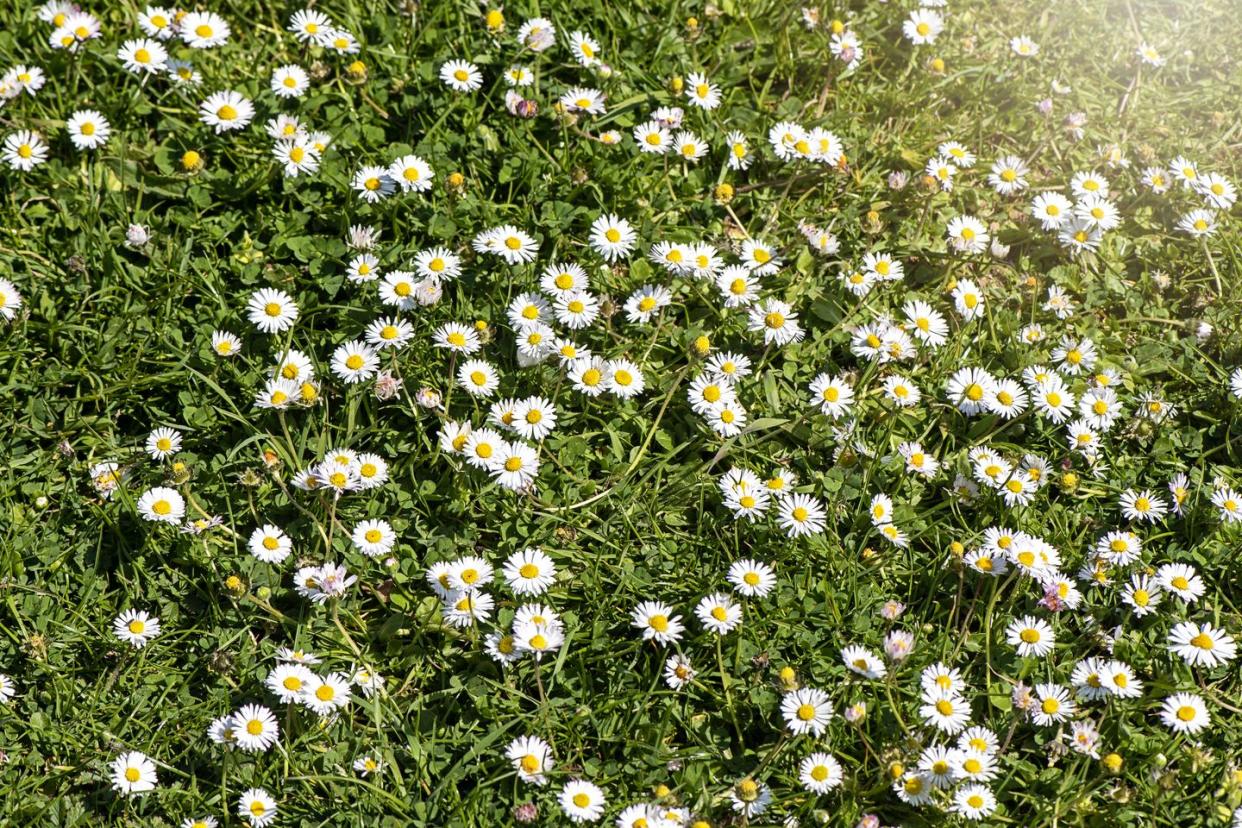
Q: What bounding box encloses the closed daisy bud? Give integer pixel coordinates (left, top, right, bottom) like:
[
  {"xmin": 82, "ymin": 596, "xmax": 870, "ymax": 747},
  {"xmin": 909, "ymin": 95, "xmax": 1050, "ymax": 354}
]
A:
[{"xmin": 181, "ymin": 149, "xmax": 204, "ymax": 171}]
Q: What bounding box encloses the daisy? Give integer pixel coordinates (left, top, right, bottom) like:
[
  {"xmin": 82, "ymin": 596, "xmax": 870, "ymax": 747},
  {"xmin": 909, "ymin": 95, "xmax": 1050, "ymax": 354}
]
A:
[
  {"xmin": 1010, "ymin": 35, "xmax": 1039, "ymax": 56},
  {"xmin": 273, "ymin": 139, "xmax": 319, "ymax": 177},
  {"xmin": 181, "ymin": 11, "xmax": 230, "ymax": 47},
  {"xmin": 301, "ymin": 672, "xmax": 353, "ymax": 715},
  {"xmin": 1006, "ymin": 615, "xmax": 1055, "ymax": 657},
  {"xmin": 3, "ymin": 131, "xmax": 48, "ymax": 171},
  {"xmin": 663, "ymin": 654, "xmax": 695, "ymax": 689},
  {"xmin": 1030, "ymin": 684, "xmax": 1075, "ymax": 726},
  {"xmin": 604, "ymin": 359, "xmax": 645, "ymax": 398},
  {"xmin": 740, "ymin": 238, "xmax": 782, "ymax": 275},
  {"xmin": 1212, "ymin": 487, "xmax": 1242, "ymax": 522},
  {"xmin": 884, "ymin": 375, "xmax": 922, "ymax": 407},
  {"xmin": 502, "ymin": 548, "xmax": 556, "ymax": 596},
  {"xmin": 289, "ymin": 9, "xmax": 332, "ymax": 42},
  {"xmin": 248, "ymin": 524, "xmax": 292, "ymax": 564},
  {"xmin": 725, "ymin": 130, "xmax": 753, "ymax": 170},
  {"xmin": 137, "ymin": 486, "xmax": 184, "ymax": 523},
  {"xmin": 237, "ymin": 788, "xmax": 277, "ymax": 827},
  {"xmin": 353, "ymin": 165, "xmax": 396, "ymax": 202},
  {"xmin": 199, "ymin": 90, "xmax": 253, "ymax": 133},
  {"xmin": 440, "ymin": 60, "xmax": 482, "ymax": 91},
  {"xmin": 624, "ymin": 285, "xmax": 671, "ymax": 324},
  {"xmin": 231, "ymin": 704, "xmax": 279, "ymax": 752},
  {"xmin": 782, "ymin": 687, "xmax": 833, "ymax": 736},
  {"xmin": 114, "ymin": 609, "xmax": 161, "ymax": 648},
  {"xmin": 266, "ymin": 663, "xmax": 314, "ymax": 702},
  {"xmin": 695, "ymin": 593, "xmax": 742, "ymax": 635},
  {"xmin": 365, "ymin": 317, "xmax": 414, "ymax": 350},
  {"xmin": 491, "ymin": 226, "xmax": 539, "ymax": 265},
  {"xmin": 1120, "ymin": 489, "xmax": 1167, "ymax": 522},
  {"xmin": 1157, "ymin": 563, "xmax": 1205, "ymax": 603},
  {"xmin": 518, "ymin": 17, "xmax": 556, "ymax": 50},
  {"xmin": 330, "ymin": 340, "xmax": 379, "ymax": 384},
  {"xmin": 491, "ymin": 442, "xmax": 539, "ymax": 491},
  {"xmin": 920, "ymin": 691, "xmax": 971, "ymax": 734},
  {"xmin": 673, "ymin": 130, "xmax": 708, "ymax": 161},
  {"xmin": 749, "ymin": 299, "xmax": 803, "ymax": 346},
  {"xmin": 1031, "ymin": 192, "xmax": 1074, "ymax": 229},
  {"xmin": 118, "ymin": 38, "xmax": 168, "ymax": 74},
  {"xmin": 269, "ymin": 64, "xmax": 310, "ymax": 98},
  {"xmin": 841, "ymin": 645, "xmax": 886, "ymax": 679},
  {"xmin": 588, "ymin": 213, "xmax": 637, "ymax": 261},
  {"xmin": 800, "ymin": 753, "xmax": 843, "ymax": 794},
  {"xmin": 351, "ymin": 519, "xmax": 395, "ymax": 558},
  {"xmin": 778, "ymin": 493, "xmax": 826, "ymax": 537},
  {"xmin": 631, "ymin": 601, "xmax": 684, "ymax": 645},
  {"xmin": 389, "ymin": 154, "xmax": 434, "ymax": 193},
  {"xmin": 728, "ymin": 559, "xmax": 776, "ymax": 597},
  {"xmin": 685, "ymin": 71, "xmax": 721, "ymax": 109},
  {"xmin": 144, "ymin": 427, "xmax": 181, "ymax": 461},
  {"xmin": 512, "ymin": 397, "xmax": 557, "ymax": 440},
  {"xmin": 111, "ymin": 751, "xmax": 157, "ymax": 795},
  {"xmin": 633, "ymin": 121, "xmax": 671, "ymax": 154},
  {"xmin": 458, "ymin": 360, "xmax": 500, "ymax": 397},
  {"xmin": 954, "ymin": 785, "xmax": 997, "ymax": 820},
  {"xmin": 1168, "ymin": 621, "xmax": 1237, "ymax": 668},
  {"xmin": 1179, "ymin": 209, "xmax": 1218, "ymax": 237},
  {"xmin": 947, "ymin": 216, "xmax": 989, "ymax": 254},
  {"xmin": 1160, "ymin": 693, "xmax": 1210, "ymax": 734},
  {"xmin": 952, "ymin": 279, "xmax": 985, "ymax": 320},
  {"xmin": 507, "ymin": 736, "xmax": 554, "ymax": 786},
  {"xmin": 567, "ymin": 30, "xmax": 601, "ymax": 65},
  {"xmin": 560, "ymin": 86, "xmax": 606, "ymax": 114},
  {"xmin": 560, "ymin": 779, "xmax": 606, "ymax": 823}
]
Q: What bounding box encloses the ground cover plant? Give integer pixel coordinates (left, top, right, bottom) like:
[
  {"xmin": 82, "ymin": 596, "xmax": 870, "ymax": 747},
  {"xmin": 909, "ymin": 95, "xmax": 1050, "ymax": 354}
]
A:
[{"xmin": 1, "ymin": 0, "xmax": 1242, "ymax": 825}]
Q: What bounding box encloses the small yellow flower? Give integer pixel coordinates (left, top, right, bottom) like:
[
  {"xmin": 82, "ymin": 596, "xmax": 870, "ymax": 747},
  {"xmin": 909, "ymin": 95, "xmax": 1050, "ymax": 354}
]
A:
[
  {"xmin": 1102, "ymin": 753, "xmax": 1123, "ymax": 773},
  {"xmin": 180, "ymin": 149, "xmax": 204, "ymax": 172},
  {"xmin": 930, "ymin": 57, "xmax": 946, "ymax": 74},
  {"xmin": 346, "ymin": 60, "xmax": 367, "ymax": 83},
  {"xmin": 669, "ymin": 75, "xmax": 684, "ymax": 94},
  {"xmin": 484, "ymin": 9, "xmax": 504, "ymax": 31},
  {"xmin": 713, "ymin": 182, "xmax": 734, "ymax": 203},
  {"xmin": 447, "ymin": 171, "xmax": 465, "ymax": 190},
  {"xmin": 691, "ymin": 334, "xmax": 711, "ymax": 357}
]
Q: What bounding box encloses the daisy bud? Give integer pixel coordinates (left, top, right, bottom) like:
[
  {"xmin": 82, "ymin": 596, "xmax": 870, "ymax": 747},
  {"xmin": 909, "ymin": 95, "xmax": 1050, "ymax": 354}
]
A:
[
  {"xmin": 830, "ymin": 19, "xmax": 845, "ymax": 34},
  {"xmin": 35, "ymin": 495, "xmax": 48, "ymax": 508},
  {"xmin": 346, "ymin": 60, "xmax": 367, "ymax": 83},
  {"xmin": 691, "ymin": 334, "xmax": 711, "ymax": 357},
  {"xmin": 990, "ymin": 238, "xmax": 1010, "ymax": 259},
  {"xmin": 1061, "ymin": 471, "xmax": 1079, "ymax": 491},
  {"xmin": 484, "ymin": 9, "xmax": 504, "ymax": 31},
  {"xmin": 125, "ymin": 223, "xmax": 151, "ymax": 247},
  {"xmin": 447, "ymin": 171, "xmax": 465, "ymax": 190},
  {"xmin": 179, "ymin": 149, "xmax": 203, "ymax": 172},
  {"xmin": 777, "ymin": 665, "xmax": 798, "ymax": 691},
  {"xmin": 225, "ymin": 574, "xmax": 245, "ymax": 595},
  {"xmin": 888, "ymin": 761, "xmax": 904, "ymax": 780},
  {"xmin": 512, "ymin": 803, "xmax": 538, "ymax": 823},
  {"xmin": 714, "ymin": 182, "xmax": 734, "ymax": 203},
  {"xmin": 929, "ymin": 56, "xmax": 945, "ymax": 74},
  {"xmin": 887, "ymin": 170, "xmax": 908, "ymax": 190},
  {"xmin": 256, "ymin": 586, "xmax": 272, "ymax": 600},
  {"xmin": 415, "ymin": 387, "xmax": 441, "ymax": 409},
  {"xmin": 686, "ymin": 17, "xmax": 699, "ymax": 31},
  {"xmin": 668, "ymin": 75, "xmax": 684, "ymax": 94},
  {"xmin": 654, "ymin": 783, "xmax": 671, "ymax": 798},
  {"xmin": 1102, "ymin": 753, "xmax": 1123, "ymax": 773}
]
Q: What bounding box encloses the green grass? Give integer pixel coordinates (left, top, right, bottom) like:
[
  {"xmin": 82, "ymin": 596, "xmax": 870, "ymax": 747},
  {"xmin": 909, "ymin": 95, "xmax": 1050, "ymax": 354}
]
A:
[{"xmin": 2, "ymin": 0, "xmax": 1242, "ymax": 826}]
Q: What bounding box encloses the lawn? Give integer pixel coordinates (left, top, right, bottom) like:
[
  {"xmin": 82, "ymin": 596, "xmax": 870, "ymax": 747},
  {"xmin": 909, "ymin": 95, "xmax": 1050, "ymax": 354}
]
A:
[{"xmin": 1, "ymin": 0, "xmax": 1242, "ymax": 826}]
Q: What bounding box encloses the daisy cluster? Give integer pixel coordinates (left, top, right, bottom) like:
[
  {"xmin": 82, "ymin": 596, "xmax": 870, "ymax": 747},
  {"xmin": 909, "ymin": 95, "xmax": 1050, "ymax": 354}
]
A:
[{"xmin": 2, "ymin": 1, "xmax": 1242, "ymax": 827}]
